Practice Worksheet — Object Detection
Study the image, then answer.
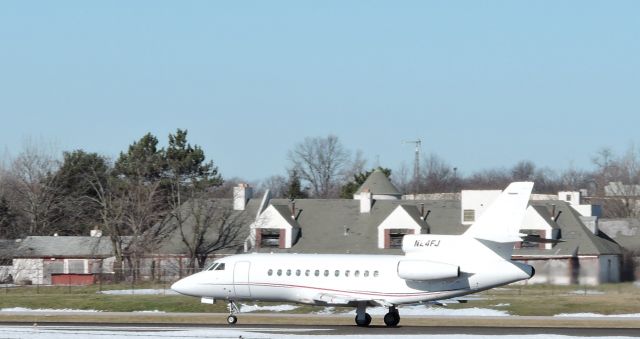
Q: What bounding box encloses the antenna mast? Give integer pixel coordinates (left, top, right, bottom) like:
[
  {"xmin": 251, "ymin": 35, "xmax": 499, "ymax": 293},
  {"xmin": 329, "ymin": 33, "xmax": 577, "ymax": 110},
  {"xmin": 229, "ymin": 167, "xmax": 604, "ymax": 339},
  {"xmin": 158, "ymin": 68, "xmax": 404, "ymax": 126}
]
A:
[{"xmin": 403, "ymin": 138, "xmax": 421, "ymax": 184}]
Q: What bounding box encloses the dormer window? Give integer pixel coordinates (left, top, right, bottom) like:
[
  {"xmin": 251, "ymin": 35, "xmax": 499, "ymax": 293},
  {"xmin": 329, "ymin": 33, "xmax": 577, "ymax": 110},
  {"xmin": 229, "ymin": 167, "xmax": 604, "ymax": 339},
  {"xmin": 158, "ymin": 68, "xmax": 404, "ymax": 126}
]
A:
[{"xmin": 259, "ymin": 228, "xmax": 283, "ymax": 248}]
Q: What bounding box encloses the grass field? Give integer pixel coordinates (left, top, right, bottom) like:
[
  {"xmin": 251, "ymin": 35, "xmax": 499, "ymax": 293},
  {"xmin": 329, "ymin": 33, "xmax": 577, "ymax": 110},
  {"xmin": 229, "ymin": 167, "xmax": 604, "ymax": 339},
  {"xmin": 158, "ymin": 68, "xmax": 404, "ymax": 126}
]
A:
[{"xmin": 1, "ymin": 282, "xmax": 640, "ymax": 316}]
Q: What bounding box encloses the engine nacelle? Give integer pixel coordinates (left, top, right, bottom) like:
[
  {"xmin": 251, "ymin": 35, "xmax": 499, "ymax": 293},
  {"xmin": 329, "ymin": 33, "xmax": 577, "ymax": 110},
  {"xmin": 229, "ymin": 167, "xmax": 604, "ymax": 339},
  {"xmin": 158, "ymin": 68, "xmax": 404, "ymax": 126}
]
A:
[{"xmin": 397, "ymin": 259, "xmax": 460, "ymax": 281}]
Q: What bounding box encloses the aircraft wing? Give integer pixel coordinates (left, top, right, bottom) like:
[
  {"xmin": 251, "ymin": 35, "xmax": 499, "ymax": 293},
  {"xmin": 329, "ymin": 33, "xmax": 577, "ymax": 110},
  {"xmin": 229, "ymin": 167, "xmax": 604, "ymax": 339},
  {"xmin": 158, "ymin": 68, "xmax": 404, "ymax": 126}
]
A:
[
  {"xmin": 312, "ymin": 293, "xmax": 392, "ymax": 307},
  {"xmin": 313, "ymin": 293, "xmax": 353, "ymax": 305}
]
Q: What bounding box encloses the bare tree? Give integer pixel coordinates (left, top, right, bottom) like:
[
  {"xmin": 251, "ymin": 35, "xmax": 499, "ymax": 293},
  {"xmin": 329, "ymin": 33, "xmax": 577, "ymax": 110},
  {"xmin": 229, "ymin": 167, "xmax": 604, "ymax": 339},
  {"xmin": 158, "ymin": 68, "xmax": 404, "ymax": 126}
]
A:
[
  {"xmin": 416, "ymin": 153, "xmax": 455, "ymax": 193},
  {"xmin": 5, "ymin": 143, "xmax": 63, "ymax": 236},
  {"xmin": 464, "ymin": 168, "xmax": 511, "ymax": 190},
  {"xmin": 86, "ymin": 169, "xmax": 127, "ymax": 281},
  {"xmin": 173, "ymin": 196, "xmax": 246, "ymax": 273},
  {"xmin": 596, "ymin": 146, "xmax": 640, "ymax": 218},
  {"xmin": 287, "ymin": 135, "xmax": 352, "ymax": 198},
  {"xmin": 258, "ymin": 175, "xmax": 288, "ymax": 198}
]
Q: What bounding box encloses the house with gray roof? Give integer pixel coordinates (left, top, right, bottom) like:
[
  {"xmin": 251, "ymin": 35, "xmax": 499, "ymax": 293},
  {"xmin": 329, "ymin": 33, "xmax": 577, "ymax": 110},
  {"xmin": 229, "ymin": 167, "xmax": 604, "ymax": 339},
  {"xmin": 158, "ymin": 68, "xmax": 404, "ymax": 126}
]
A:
[
  {"xmin": 150, "ymin": 172, "xmax": 622, "ymax": 285},
  {"xmin": 10, "ymin": 235, "xmax": 123, "ymax": 285}
]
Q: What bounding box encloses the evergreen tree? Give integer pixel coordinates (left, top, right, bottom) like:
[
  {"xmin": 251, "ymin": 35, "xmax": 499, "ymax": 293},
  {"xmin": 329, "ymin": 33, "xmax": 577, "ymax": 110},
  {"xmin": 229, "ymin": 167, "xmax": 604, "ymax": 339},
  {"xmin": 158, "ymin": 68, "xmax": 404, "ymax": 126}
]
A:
[
  {"xmin": 114, "ymin": 133, "xmax": 165, "ymax": 181},
  {"xmin": 52, "ymin": 150, "xmax": 109, "ymax": 234},
  {"xmin": 0, "ymin": 196, "xmax": 18, "ymax": 238},
  {"xmin": 286, "ymin": 170, "xmax": 307, "ymax": 199}
]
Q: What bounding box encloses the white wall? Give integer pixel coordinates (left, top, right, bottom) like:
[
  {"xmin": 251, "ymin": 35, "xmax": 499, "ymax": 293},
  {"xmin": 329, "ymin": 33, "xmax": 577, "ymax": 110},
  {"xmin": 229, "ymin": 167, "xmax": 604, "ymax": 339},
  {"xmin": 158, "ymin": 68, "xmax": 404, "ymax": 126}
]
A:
[
  {"xmin": 377, "ymin": 206, "xmax": 423, "ymax": 248},
  {"xmin": 251, "ymin": 205, "xmax": 297, "ymax": 248},
  {"xmin": 12, "ymin": 259, "xmax": 44, "ymax": 285},
  {"xmin": 460, "ymin": 190, "xmax": 501, "ymax": 225}
]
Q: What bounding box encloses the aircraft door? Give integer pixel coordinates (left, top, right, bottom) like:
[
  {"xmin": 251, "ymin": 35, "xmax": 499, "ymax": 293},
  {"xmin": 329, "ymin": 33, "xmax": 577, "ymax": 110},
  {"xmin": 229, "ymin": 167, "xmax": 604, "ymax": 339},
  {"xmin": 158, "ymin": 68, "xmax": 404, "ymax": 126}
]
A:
[{"xmin": 233, "ymin": 261, "xmax": 251, "ymax": 298}]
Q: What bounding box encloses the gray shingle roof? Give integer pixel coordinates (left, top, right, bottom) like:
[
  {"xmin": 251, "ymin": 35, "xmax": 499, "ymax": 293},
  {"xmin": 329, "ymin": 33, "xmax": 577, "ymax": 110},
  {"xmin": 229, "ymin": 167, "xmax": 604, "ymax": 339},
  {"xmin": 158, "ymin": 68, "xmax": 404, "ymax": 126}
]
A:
[
  {"xmin": 152, "ymin": 198, "xmax": 255, "ymax": 255},
  {"xmin": 355, "ymin": 169, "xmax": 402, "ymax": 196},
  {"xmin": 260, "ymin": 199, "xmax": 453, "ymax": 254},
  {"xmin": 0, "ymin": 240, "xmax": 18, "ymax": 259},
  {"xmin": 151, "ymin": 195, "xmax": 621, "ymax": 259},
  {"xmin": 13, "ymin": 236, "xmax": 117, "ymax": 258},
  {"xmin": 598, "ymin": 218, "xmax": 640, "ymax": 252},
  {"xmin": 514, "ymin": 201, "xmax": 621, "ymax": 257}
]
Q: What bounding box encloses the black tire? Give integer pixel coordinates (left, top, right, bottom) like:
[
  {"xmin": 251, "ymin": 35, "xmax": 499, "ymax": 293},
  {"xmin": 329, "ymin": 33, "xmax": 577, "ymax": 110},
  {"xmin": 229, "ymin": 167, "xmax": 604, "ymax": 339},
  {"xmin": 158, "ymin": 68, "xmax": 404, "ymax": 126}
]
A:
[
  {"xmin": 227, "ymin": 315, "xmax": 238, "ymax": 325},
  {"xmin": 383, "ymin": 312, "xmax": 400, "ymax": 327},
  {"xmin": 355, "ymin": 312, "xmax": 372, "ymax": 327}
]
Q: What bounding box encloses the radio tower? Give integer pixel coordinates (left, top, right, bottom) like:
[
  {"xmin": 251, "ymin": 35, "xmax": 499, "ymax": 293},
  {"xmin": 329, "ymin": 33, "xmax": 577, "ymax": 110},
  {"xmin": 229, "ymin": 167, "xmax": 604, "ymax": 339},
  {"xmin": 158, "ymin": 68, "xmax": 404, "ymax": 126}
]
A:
[{"xmin": 403, "ymin": 139, "xmax": 421, "ymax": 186}]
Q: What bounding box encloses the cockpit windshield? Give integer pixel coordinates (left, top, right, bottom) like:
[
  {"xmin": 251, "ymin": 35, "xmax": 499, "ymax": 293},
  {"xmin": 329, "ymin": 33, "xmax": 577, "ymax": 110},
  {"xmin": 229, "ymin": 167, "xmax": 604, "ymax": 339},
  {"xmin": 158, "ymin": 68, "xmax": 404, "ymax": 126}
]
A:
[{"xmin": 205, "ymin": 262, "xmax": 226, "ymax": 271}]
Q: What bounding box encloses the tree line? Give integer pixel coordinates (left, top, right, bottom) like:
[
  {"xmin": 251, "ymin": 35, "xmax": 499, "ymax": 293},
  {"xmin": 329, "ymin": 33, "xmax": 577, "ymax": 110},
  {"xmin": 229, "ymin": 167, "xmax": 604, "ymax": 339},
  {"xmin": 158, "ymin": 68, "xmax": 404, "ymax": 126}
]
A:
[{"xmin": 2, "ymin": 132, "xmax": 640, "ymax": 245}]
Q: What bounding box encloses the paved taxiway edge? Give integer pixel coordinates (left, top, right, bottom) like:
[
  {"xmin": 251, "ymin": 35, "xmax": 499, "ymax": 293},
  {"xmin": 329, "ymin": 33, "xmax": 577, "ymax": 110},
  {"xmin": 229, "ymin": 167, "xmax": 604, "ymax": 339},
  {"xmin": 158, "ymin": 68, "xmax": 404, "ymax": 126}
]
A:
[{"xmin": 1, "ymin": 312, "xmax": 639, "ymax": 329}]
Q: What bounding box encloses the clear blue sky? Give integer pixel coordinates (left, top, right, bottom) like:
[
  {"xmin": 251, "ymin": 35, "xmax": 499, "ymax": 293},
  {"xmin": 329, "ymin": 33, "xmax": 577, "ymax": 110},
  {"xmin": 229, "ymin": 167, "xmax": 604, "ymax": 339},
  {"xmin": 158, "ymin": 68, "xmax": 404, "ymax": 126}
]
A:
[{"xmin": 1, "ymin": 1, "xmax": 639, "ymax": 181}]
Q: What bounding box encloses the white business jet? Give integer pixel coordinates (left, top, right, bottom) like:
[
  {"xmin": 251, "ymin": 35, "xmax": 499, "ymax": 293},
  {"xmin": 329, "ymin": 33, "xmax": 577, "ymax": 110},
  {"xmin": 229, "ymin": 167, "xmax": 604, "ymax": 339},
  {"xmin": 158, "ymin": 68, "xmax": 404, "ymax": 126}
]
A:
[{"xmin": 172, "ymin": 182, "xmax": 535, "ymax": 327}]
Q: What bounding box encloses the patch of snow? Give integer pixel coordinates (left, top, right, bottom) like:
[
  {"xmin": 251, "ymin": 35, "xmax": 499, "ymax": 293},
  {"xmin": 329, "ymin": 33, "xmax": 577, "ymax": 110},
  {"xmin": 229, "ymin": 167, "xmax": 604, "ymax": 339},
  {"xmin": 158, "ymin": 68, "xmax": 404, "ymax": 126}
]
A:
[
  {"xmin": 240, "ymin": 303, "xmax": 300, "ymax": 313},
  {"xmin": 493, "ymin": 303, "xmax": 510, "ymax": 307},
  {"xmin": 313, "ymin": 307, "xmax": 336, "ymax": 315},
  {"xmin": 567, "ymin": 290, "xmax": 605, "ymax": 295},
  {"xmin": 555, "ymin": 312, "xmax": 640, "ymax": 318},
  {"xmin": 98, "ymin": 289, "xmax": 178, "ymax": 295},
  {"xmin": 0, "ymin": 307, "xmax": 100, "ymax": 313},
  {"xmin": 133, "ymin": 310, "xmax": 165, "ymax": 313},
  {"xmin": 1, "ymin": 326, "xmax": 637, "ymax": 339},
  {"xmin": 344, "ymin": 305, "xmax": 510, "ymax": 317}
]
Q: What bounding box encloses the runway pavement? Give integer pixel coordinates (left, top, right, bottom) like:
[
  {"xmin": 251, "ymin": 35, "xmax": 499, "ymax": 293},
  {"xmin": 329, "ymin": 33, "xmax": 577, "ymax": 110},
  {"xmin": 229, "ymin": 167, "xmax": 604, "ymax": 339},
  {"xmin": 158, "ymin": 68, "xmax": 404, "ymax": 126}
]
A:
[{"xmin": 1, "ymin": 312, "xmax": 639, "ymax": 337}]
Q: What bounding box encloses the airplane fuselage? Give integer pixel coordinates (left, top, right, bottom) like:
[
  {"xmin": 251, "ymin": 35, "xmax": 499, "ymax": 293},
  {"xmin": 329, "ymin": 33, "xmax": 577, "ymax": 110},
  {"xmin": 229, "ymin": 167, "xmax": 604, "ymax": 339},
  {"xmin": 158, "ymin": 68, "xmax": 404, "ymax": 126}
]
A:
[{"xmin": 172, "ymin": 248, "xmax": 532, "ymax": 307}]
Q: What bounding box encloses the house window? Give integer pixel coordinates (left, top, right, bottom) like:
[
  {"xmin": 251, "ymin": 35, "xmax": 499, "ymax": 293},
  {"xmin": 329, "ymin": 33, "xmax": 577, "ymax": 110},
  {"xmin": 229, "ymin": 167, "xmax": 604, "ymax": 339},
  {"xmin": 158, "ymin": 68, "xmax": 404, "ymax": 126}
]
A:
[
  {"xmin": 387, "ymin": 229, "xmax": 413, "ymax": 249},
  {"xmin": 67, "ymin": 259, "xmax": 86, "ymax": 274},
  {"xmin": 260, "ymin": 228, "xmax": 281, "ymax": 248},
  {"xmin": 566, "ymin": 194, "xmax": 572, "ymax": 201},
  {"xmin": 463, "ymin": 209, "xmax": 475, "ymax": 222}
]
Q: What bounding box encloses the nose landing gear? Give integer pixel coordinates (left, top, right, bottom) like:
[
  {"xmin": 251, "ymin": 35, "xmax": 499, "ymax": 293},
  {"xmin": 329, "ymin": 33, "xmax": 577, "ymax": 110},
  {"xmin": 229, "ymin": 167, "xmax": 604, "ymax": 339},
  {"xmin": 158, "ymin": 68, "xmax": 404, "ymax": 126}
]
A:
[
  {"xmin": 226, "ymin": 300, "xmax": 239, "ymax": 325},
  {"xmin": 354, "ymin": 302, "xmax": 372, "ymax": 327}
]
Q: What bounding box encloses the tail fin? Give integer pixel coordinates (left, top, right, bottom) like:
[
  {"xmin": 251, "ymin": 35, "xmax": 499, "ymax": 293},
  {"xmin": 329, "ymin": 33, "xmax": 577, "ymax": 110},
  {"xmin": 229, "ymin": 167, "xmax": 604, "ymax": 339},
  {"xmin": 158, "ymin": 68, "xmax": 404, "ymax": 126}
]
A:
[{"xmin": 463, "ymin": 182, "xmax": 534, "ymax": 243}]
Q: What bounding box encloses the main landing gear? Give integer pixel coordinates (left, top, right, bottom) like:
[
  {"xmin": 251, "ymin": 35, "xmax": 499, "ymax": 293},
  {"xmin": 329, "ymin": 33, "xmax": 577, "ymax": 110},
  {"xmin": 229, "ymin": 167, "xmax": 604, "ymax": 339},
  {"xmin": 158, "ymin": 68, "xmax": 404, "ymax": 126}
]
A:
[
  {"xmin": 354, "ymin": 303, "xmax": 401, "ymax": 327},
  {"xmin": 226, "ymin": 300, "xmax": 239, "ymax": 325},
  {"xmin": 383, "ymin": 306, "xmax": 400, "ymax": 327}
]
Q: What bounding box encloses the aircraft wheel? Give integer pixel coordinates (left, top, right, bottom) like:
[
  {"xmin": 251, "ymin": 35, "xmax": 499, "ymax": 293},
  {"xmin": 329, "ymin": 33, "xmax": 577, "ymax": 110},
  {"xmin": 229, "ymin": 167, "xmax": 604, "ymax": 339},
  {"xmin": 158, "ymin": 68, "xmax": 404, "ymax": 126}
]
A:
[
  {"xmin": 383, "ymin": 311, "xmax": 400, "ymax": 327},
  {"xmin": 227, "ymin": 314, "xmax": 238, "ymax": 325},
  {"xmin": 355, "ymin": 313, "xmax": 372, "ymax": 327}
]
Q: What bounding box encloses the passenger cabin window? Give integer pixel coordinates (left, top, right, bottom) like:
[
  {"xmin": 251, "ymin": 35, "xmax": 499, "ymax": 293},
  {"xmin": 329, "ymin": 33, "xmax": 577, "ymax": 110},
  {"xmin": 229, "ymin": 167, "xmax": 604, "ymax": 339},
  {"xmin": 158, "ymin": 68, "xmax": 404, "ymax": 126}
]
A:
[
  {"xmin": 334, "ymin": 270, "xmax": 340, "ymax": 277},
  {"xmin": 323, "ymin": 270, "xmax": 329, "ymax": 277},
  {"xmin": 206, "ymin": 263, "xmax": 219, "ymax": 271},
  {"xmin": 345, "ymin": 270, "xmax": 350, "ymax": 277},
  {"xmin": 305, "ymin": 270, "xmax": 310, "ymax": 276},
  {"xmin": 214, "ymin": 263, "xmax": 225, "ymax": 271},
  {"xmin": 314, "ymin": 270, "xmax": 320, "ymax": 277},
  {"xmin": 268, "ymin": 269, "xmax": 273, "ymax": 276},
  {"xmin": 354, "ymin": 270, "xmax": 360, "ymax": 277},
  {"xmin": 296, "ymin": 269, "xmax": 301, "ymax": 276},
  {"xmin": 364, "ymin": 270, "xmax": 369, "ymax": 277},
  {"xmin": 374, "ymin": 271, "xmax": 379, "ymax": 277},
  {"xmin": 286, "ymin": 269, "xmax": 291, "ymax": 276},
  {"xmin": 277, "ymin": 269, "xmax": 282, "ymax": 276}
]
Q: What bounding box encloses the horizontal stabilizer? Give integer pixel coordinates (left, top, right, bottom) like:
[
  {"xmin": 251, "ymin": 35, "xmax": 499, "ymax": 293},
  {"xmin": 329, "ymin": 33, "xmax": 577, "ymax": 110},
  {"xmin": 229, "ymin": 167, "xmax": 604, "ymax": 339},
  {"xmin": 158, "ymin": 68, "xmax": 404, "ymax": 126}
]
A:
[{"xmin": 520, "ymin": 235, "xmax": 564, "ymax": 244}]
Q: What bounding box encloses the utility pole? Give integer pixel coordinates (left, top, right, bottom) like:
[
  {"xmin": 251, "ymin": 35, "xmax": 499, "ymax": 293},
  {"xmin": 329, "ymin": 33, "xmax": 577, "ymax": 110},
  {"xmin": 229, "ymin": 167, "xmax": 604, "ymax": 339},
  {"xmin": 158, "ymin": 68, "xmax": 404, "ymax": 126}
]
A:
[{"xmin": 403, "ymin": 139, "xmax": 421, "ymax": 187}]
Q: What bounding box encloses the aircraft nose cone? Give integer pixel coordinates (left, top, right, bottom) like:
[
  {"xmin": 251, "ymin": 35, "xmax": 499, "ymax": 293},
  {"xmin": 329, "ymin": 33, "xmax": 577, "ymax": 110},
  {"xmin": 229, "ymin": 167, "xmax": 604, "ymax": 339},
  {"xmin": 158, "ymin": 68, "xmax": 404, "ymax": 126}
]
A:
[{"xmin": 171, "ymin": 278, "xmax": 190, "ymax": 295}]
